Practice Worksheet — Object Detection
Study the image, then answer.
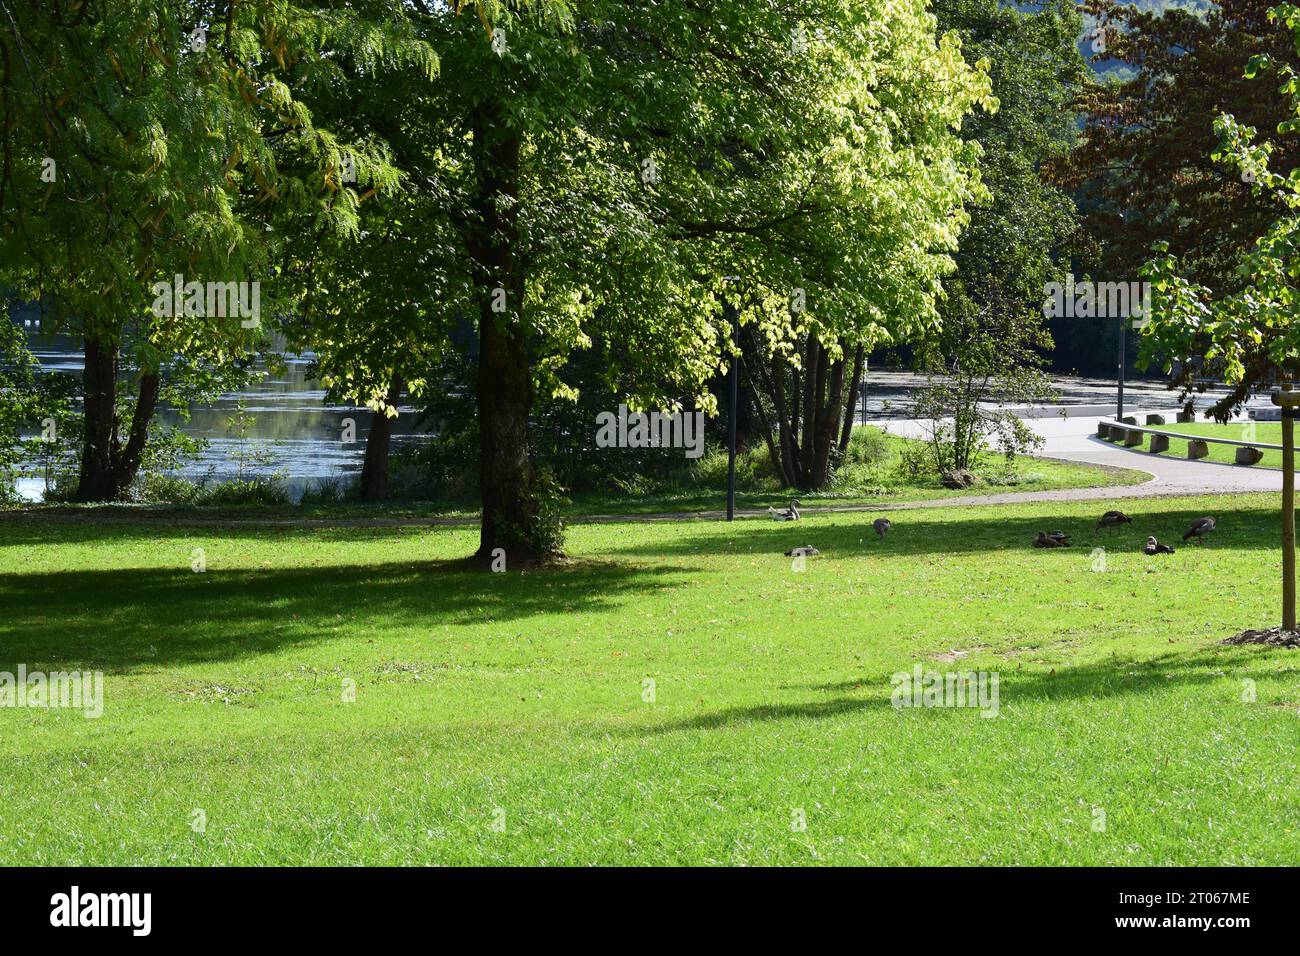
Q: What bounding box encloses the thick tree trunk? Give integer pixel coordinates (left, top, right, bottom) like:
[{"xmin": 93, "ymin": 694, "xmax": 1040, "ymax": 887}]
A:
[
  {"xmin": 359, "ymin": 375, "xmax": 403, "ymax": 501},
  {"xmin": 76, "ymin": 335, "xmax": 119, "ymax": 501},
  {"xmin": 476, "ymin": 310, "xmax": 538, "ymax": 563},
  {"xmin": 468, "ymin": 103, "xmax": 544, "ymax": 564},
  {"xmin": 75, "ymin": 333, "xmax": 159, "ymax": 501}
]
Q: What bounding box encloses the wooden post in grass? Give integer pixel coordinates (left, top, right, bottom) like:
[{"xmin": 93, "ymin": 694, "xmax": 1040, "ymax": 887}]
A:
[{"xmin": 1271, "ymin": 383, "xmax": 1298, "ymax": 631}]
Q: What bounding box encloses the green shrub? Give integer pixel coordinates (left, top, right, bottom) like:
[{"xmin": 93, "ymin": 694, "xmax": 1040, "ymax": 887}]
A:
[
  {"xmin": 299, "ymin": 476, "xmax": 352, "ymax": 505},
  {"xmin": 204, "ymin": 476, "xmax": 290, "ymax": 506},
  {"xmin": 132, "ymin": 472, "xmax": 207, "ymax": 504}
]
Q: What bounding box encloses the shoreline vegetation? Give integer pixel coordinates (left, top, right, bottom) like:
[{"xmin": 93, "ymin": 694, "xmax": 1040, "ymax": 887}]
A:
[{"xmin": 3, "ymin": 428, "xmax": 1148, "ymax": 521}]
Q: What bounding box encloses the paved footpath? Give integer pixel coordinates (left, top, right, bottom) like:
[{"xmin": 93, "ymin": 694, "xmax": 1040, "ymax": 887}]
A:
[{"xmin": 864, "ymin": 409, "xmax": 1282, "ymax": 513}]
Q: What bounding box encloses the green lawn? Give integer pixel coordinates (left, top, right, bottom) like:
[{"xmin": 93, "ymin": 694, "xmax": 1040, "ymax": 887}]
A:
[
  {"xmin": 2, "ymin": 494, "xmax": 1297, "ymax": 865},
  {"xmin": 1148, "ymin": 421, "xmax": 1297, "ymax": 470}
]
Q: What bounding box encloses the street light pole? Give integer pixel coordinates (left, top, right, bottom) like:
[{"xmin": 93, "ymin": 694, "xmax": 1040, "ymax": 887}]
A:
[
  {"xmin": 724, "ymin": 281, "xmax": 740, "ymax": 521},
  {"xmin": 1117, "ymin": 318, "xmax": 1126, "ymax": 421}
]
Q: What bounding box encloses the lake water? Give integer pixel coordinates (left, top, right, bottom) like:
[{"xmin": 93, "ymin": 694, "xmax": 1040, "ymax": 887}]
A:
[{"xmin": 17, "ymin": 330, "xmax": 422, "ymax": 502}]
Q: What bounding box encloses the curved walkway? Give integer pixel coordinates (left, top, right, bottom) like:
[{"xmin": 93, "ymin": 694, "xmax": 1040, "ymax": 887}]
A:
[{"xmin": 875, "ymin": 412, "xmax": 1283, "ymax": 499}]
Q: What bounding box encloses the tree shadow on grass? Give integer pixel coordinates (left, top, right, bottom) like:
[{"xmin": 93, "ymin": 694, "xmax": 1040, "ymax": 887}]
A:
[
  {"xmin": 617, "ymin": 647, "xmax": 1286, "ymax": 738},
  {"xmin": 0, "ymin": 557, "xmax": 691, "ymax": 673},
  {"xmin": 0, "ymin": 518, "xmax": 474, "ymax": 550},
  {"xmin": 600, "ymin": 502, "xmax": 1281, "ymax": 560}
]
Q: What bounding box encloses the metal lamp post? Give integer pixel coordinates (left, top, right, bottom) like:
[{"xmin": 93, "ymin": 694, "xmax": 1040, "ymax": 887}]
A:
[{"xmin": 723, "ymin": 278, "xmax": 741, "ymax": 521}]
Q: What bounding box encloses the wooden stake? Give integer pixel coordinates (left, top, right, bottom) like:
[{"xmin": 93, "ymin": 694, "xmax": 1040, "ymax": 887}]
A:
[{"xmin": 1283, "ymin": 383, "xmax": 1296, "ymax": 632}]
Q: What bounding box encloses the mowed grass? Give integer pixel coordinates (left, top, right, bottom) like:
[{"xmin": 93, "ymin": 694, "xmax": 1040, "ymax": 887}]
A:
[
  {"xmin": 1, "ymin": 495, "xmax": 1298, "ymax": 865},
  {"xmin": 1149, "ymin": 421, "xmax": 1297, "ymax": 470}
]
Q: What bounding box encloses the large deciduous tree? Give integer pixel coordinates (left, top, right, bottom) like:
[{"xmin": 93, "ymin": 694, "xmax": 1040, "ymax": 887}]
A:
[
  {"xmin": 0, "ymin": 0, "xmax": 432, "ymax": 500},
  {"xmin": 396, "ymin": 0, "xmax": 990, "ymax": 544}
]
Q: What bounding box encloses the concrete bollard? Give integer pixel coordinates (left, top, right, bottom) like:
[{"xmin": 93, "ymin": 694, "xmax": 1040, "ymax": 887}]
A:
[
  {"xmin": 1149, "ymin": 434, "xmax": 1170, "ymax": 453},
  {"xmin": 1236, "ymin": 446, "xmax": 1264, "ymax": 466},
  {"xmin": 1188, "ymin": 439, "xmax": 1209, "ymax": 460},
  {"xmin": 1124, "ymin": 429, "xmax": 1144, "ymax": 447},
  {"xmin": 1121, "ymin": 416, "xmax": 1138, "ymax": 425},
  {"xmin": 1145, "ymin": 414, "xmax": 1166, "ymax": 425}
]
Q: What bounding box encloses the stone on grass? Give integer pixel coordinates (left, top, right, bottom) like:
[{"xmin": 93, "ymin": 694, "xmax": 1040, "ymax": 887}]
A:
[
  {"xmin": 1235, "ymin": 446, "xmax": 1264, "ymax": 466},
  {"xmin": 1124, "ymin": 429, "xmax": 1144, "ymax": 447},
  {"xmin": 940, "ymin": 468, "xmax": 977, "ymax": 489},
  {"xmin": 1145, "ymin": 414, "xmax": 1166, "ymax": 425},
  {"xmin": 1149, "ymin": 434, "xmax": 1170, "ymax": 453},
  {"xmin": 1188, "ymin": 439, "xmax": 1209, "ymax": 460}
]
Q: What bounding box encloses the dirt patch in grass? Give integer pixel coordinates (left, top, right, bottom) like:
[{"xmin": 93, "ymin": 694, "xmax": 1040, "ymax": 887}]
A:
[{"xmin": 1221, "ymin": 626, "xmax": 1300, "ymax": 648}]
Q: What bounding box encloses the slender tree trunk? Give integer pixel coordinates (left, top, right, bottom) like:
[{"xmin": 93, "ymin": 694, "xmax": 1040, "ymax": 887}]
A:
[
  {"xmin": 799, "ymin": 336, "xmax": 819, "ymax": 481},
  {"xmin": 838, "ymin": 345, "xmax": 864, "ymax": 458},
  {"xmin": 740, "ymin": 329, "xmax": 789, "ymax": 488},
  {"xmin": 771, "ymin": 348, "xmax": 800, "ymax": 487},
  {"xmin": 75, "ymin": 333, "xmax": 159, "ymax": 501},
  {"xmin": 810, "ymin": 349, "xmax": 845, "ymax": 487},
  {"xmin": 359, "ymin": 374, "xmax": 403, "ymax": 501},
  {"xmin": 468, "ymin": 103, "xmax": 543, "ymax": 564}
]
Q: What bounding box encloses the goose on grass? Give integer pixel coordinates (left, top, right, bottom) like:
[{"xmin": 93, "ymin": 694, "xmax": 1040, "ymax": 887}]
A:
[
  {"xmin": 1096, "ymin": 510, "xmax": 1133, "ymax": 531},
  {"xmin": 1182, "ymin": 516, "xmax": 1216, "ymax": 544},
  {"xmin": 768, "ymin": 499, "xmax": 801, "ymax": 521}
]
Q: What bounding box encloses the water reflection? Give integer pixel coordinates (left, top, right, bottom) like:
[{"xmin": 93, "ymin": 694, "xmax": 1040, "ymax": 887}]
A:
[{"xmin": 17, "ymin": 330, "xmax": 421, "ymax": 502}]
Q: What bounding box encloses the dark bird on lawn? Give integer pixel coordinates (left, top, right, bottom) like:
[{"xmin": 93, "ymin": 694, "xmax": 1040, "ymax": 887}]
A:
[
  {"xmin": 873, "ymin": 518, "xmax": 891, "ymax": 539},
  {"xmin": 1096, "ymin": 510, "xmax": 1133, "ymax": 532},
  {"xmin": 1034, "ymin": 531, "xmax": 1070, "ymax": 548},
  {"xmin": 1047, "ymin": 530, "xmax": 1071, "ymax": 545},
  {"xmin": 1183, "ymin": 516, "xmax": 1216, "ymax": 544},
  {"xmin": 768, "ymin": 499, "xmax": 801, "ymax": 521},
  {"xmin": 784, "ymin": 545, "xmax": 820, "ymax": 557},
  {"xmin": 1144, "ymin": 536, "xmax": 1176, "ymax": 555}
]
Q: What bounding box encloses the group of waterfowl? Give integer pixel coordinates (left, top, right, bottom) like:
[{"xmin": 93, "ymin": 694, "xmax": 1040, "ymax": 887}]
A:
[
  {"xmin": 1033, "ymin": 510, "xmax": 1216, "ymax": 554},
  {"xmin": 770, "ymin": 498, "xmax": 1218, "ymax": 560},
  {"xmin": 771, "ymin": 498, "xmax": 891, "ymax": 559},
  {"xmin": 769, "ymin": 499, "xmax": 891, "ymax": 539}
]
